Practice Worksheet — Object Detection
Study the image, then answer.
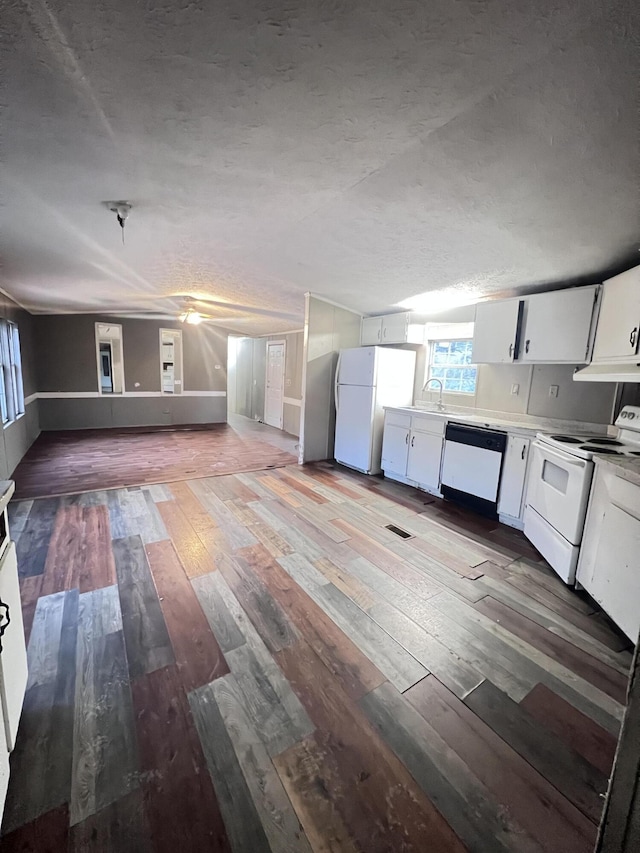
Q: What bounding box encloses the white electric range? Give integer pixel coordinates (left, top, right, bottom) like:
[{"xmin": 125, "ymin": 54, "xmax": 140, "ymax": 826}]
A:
[{"xmin": 523, "ymin": 405, "xmax": 640, "ymax": 584}]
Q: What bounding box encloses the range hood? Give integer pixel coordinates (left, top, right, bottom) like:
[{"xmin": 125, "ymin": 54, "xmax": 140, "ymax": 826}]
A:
[{"xmin": 574, "ymin": 363, "xmax": 640, "ymax": 382}]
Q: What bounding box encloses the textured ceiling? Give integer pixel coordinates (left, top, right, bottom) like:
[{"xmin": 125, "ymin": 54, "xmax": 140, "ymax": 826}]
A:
[{"xmin": 1, "ymin": 0, "xmax": 638, "ymax": 334}]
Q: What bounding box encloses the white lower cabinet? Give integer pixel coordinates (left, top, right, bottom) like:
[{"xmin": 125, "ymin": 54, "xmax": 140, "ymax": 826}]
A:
[
  {"xmin": 382, "ymin": 410, "xmax": 444, "ymax": 493},
  {"xmin": 497, "ymin": 436, "xmax": 530, "ymax": 522},
  {"xmin": 0, "ymin": 743, "xmax": 8, "ymax": 822},
  {"xmin": 380, "ymin": 421, "xmax": 410, "ymax": 477},
  {"xmin": 0, "ymin": 538, "xmax": 28, "ymax": 820},
  {"xmin": 577, "ymin": 467, "xmax": 640, "ymax": 642},
  {"xmin": 406, "ymin": 430, "xmax": 443, "ymax": 492}
]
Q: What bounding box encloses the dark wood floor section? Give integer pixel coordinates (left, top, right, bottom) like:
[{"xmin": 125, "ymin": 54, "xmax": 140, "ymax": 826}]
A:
[
  {"xmin": 3, "ymin": 462, "xmax": 632, "ymax": 852},
  {"xmin": 11, "ymin": 423, "xmax": 298, "ymax": 499}
]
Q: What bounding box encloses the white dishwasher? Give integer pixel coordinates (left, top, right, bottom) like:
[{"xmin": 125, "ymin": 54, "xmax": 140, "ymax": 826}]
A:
[{"xmin": 441, "ymin": 423, "xmax": 507, "ymax": 517}]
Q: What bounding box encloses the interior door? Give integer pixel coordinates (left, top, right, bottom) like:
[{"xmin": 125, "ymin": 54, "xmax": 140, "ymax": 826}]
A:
[
  {"xmin": 472, "ymin": 300, "xmax": 522, "ymax": 363},
  {"xmin": 265, "ymin": 341, "xmax": 285, "ymax": 428},
  {"xmin": 334, "ymin": 384, "xmax": 375, "ymax": 472}
]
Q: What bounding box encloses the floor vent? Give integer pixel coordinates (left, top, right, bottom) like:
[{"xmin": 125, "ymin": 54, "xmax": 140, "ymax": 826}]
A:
[{"xmin": 385, "ymin": 524, "xmax": 413, "ymax": 539}]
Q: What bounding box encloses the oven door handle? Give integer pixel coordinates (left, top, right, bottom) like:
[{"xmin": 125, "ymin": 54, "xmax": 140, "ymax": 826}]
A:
[{"xmin": 532, "ymin": 440, "xmax": 588, "ymax": 467}]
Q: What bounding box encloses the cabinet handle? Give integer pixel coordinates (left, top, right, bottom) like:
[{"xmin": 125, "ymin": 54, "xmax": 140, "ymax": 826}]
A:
[
  {"xmin": 411, "ymin": 435, "xmax": 415, "ymax": 447},
  {"xmin": 0, "ymin": 597, "xmax": 10, "ymax": 653},
  {"xmin": 383, "ymin": 327, "xmax": 387, "ymax": 339},
  {"xmin": 521, "ymin": 444, "xmax": 526, "ymax": 460},
  {"xmin": 405, "ymin": 433, "xmax": 409, "ymax": 444},
  {"xmin": 508, "ymin": 343, "xmax": 514, "ymax": 358},
  {"xmin": 630, "ymin": 327, "xmax": 638, "ymax": 349},
  {"xmin": 377, "ymin": 328, "xmax": 381, "ymax": 341},
  {"xmin": 525, "ymin": 340, "xmax": 530, "ymax": 354}
]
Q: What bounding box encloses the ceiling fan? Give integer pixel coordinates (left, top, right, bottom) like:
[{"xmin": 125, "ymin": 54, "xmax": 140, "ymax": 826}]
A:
[{"xmin": 173, "ymin": 294, "xmax": 301, "ymax": 326}]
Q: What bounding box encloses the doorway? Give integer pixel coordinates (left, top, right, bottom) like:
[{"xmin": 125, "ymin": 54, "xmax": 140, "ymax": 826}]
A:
[
  {"xmin": 265, "ymin": 340, "xmax": 285, "ymax": 429},
  {"xmin": 95, "ymin": 323, "xmax": 124, "ymax": 394},
  {"xmin": 99, "ymin": 343, "xmax": 113, "ymax": 393}
]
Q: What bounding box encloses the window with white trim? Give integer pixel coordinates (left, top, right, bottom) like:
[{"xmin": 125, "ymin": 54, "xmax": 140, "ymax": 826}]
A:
[
  {"xmin": 427, "ymin": 339, "xmax": 478, "ymax": 394},
  {"xmin": 0, "ymin": 320, "xmax": 25, "ymax": 424}
]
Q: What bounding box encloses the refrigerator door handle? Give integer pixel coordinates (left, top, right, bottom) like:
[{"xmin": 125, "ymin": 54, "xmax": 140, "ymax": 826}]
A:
[{"xmin": 334, "ymin": 352, "xmax": 342, "ymax": 412}]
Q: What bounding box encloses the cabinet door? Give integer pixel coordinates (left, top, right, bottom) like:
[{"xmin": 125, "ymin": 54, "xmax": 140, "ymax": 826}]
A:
[
  {"xmin": 520, "ymin": 286, "xmax": 597, "ymax": 363},
  {"xmin": 381, "ymin": 312, "xmax": 409, "ymax": 344},
  {"xmin": 584, "ymin": 503, "xmax": 640, "ymax": 641},
  {"xmin": 406, "ymin": 430, "xmax": 443, "ymax": 489},
  {"xmin": 497, "ymin": 436, "xmax": 530, "ymax": 519},
  {"xmin": 592, "ymin": 268, "xmax": 640, "ymax": 361},
  {"xmin": 361, "ymin": 317, "xmax": 382, "ymax": 346},
  {"xmin": 0, "ymin": 543, "xmax": 27, "ymax": 752},
  {"xmin": 1, "ymin": 739, "xmax": 8, "ymax": 819},
  {"xmin": 472, "ymin": 300, "xmax": 521, "ymax": 363},
  {"xmin": 381, "ymin": 423, "xmax": 409, "ymax": 476}
]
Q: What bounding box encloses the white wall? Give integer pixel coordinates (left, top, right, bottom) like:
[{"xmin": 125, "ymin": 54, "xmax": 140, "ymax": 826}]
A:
[{"xmin": 300, "ymin": 295, "xmax": 361, "ymax": 462}]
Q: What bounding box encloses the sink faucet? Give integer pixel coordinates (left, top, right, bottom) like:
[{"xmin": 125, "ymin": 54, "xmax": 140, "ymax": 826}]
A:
[{"xmin": 422, "ymin": 377, "xmax": 445, "ymax": 411}]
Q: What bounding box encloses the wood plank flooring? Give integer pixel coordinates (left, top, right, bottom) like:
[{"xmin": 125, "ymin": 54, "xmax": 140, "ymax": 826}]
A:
[
  {"xmin": 2, "ymin": 459, "xmax": 632, "ymax": 852},
  {"xmin": 11, "ymin": 422, "xmax": 298, "ymax": 499}
]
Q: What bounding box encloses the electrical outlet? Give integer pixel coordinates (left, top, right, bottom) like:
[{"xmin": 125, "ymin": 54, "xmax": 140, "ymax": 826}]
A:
[
  {"xmin": 549, "ymin": 384, "xmax": 559, "ymax": 398},
  {"xmin": 511, "ymin": 383, "xmax": 519, "ymax": 396}
]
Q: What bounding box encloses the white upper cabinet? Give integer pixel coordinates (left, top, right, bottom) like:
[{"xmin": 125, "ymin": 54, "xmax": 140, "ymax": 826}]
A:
[
  {"xmin": 472, "ymin": 300, "xmax": 521, "ymax": 363},
  {"xmin": 519, "ymin": 285, "xmax": 598, "ymax": 364},
  {"xmin": 361, "ymin": 317, "xmax": 382, "ymax": 346},
  {"xmin": 591, "ymin": 267, "xmax": 640, "ymax": 362},
  {"xmin": 472, "ymin": 284, "xmax": 600, "ymax": 364},
  {"xmin": 361, "ymin": 312, "xmax": 424, "ymax": 346}
]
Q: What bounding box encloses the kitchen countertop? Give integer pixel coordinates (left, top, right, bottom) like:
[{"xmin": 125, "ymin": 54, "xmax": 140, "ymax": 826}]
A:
[
  {"xmin": 594, "ymin": 455, "xmax": 640, "ymax": 488},
  {"xmin": 0, "ymin": 480, "xmax": 15, "ymax": 514},
  {"xmin": 384, "ymin": 406, "xmax": 610, "ymax": 439}
]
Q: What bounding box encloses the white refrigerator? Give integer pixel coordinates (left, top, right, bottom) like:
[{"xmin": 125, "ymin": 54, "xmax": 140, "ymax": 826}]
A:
[{"xmin": 334, "ymin": 347, "xmax": 416, "ymax": 475}]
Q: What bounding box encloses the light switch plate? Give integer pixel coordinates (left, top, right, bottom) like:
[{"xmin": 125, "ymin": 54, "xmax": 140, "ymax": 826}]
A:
[
  {"xmin": 511, "ymin": 383, "xmax": 519, "ymax": 396},
  {"xmin": 549, "ymin": 385, "xmax": 559, "ymax": 398}
]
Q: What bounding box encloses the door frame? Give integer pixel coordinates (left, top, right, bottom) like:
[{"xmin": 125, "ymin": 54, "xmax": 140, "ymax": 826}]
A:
[
  {"xmin": 95, "ymin": 322, "xmax": 124, "ymax": 394},
  {"xmin": 264, "ymin": 339, "xmax": 286, "ymax": 429},
  {"xmin": 159, "ymin": 328, "xmax": 183, "ymax": 395}
]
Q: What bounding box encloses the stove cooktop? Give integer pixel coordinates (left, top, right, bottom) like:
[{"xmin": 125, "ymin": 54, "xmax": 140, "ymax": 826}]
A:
[
  {"xmin": 538, "ymin": 431, "xmax": 640, "ymax": 460},
  {"xmin": 538, "ymin": 407, "xmax": 640, "ymax": 461}
]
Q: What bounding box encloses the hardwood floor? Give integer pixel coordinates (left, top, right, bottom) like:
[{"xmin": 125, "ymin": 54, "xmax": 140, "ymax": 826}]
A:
[
  {"xmin": 2, "ymin": 461, "xmax": 631, "ymax": 852},
  {"xmin": 11, "ymin": 421, "xmax": 298, "ymax": 500}
]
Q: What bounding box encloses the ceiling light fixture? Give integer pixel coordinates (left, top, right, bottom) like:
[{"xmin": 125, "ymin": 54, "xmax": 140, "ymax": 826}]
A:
[
  {"xmin": 398, "ymin": 287, "xmax": 481, "ymax": 314},
  {"xmin": 105, "ymin": 201, "xmax": 132, "ymax": 244},
  {"xmin": 179, "ymin": 307, "xmax": 203, "ymax": 325}
]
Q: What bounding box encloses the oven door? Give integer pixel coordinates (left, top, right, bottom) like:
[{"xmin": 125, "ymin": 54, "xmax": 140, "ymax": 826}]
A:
[{"xmin": 525, "ymin": 441, "xmax": 594, "ymax": 545}]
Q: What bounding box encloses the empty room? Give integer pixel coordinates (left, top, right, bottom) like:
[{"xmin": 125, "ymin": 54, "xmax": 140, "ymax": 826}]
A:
[{"xmin": 1, "ymin": 1, "xmax": 640, "ymax": 851}]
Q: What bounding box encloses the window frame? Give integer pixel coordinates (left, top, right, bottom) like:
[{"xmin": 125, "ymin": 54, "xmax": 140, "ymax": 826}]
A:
[
  {"xmin": 426, "ymin": 338, "xmax": 478, "ymax": 396},
  {"xmin": 0, "ymin": 319, "xmax": 25, "ymax": 426},
  {"xmin": 8, "ymin": 322, "xmax": 24, "ymax": 418}
]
